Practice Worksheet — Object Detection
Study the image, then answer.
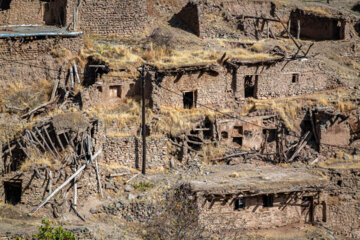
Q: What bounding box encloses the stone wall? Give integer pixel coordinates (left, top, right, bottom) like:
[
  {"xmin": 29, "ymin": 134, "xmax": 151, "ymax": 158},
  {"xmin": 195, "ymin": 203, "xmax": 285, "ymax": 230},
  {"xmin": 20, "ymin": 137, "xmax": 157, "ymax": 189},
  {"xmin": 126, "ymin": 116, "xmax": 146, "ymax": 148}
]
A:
[
  {"xmin": 0, "ymin": 36, "xmax": 83, "ymax": 87},
  {"xmin": 319, "ymin": 169, "xmax": 360, "ymax": 239},
  {"xmin": 196, "ymin": 191, "xmax": 320, "ymax": 231},
  {"xmin": 233, "ymin": 59, "xmax": 336, "ymax": 100},
  {"xmin": 148, "ymin": 67, "xmax": 233, "ymax": 110},
  {"xmin": 68, "ymin": 0, "xmax": 149, "ymax": 36},
  {"xmin": 104, "ymin": 136, "xmax": 168, "ymax": 169}
]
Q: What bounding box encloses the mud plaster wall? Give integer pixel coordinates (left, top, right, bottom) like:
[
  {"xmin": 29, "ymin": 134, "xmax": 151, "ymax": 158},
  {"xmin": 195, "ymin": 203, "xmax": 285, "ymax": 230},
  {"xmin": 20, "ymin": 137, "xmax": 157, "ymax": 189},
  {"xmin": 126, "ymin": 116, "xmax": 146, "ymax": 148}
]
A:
[
  {"xmin": 104, "ymin": 136, "xmax": 168, "ymax": 169},
  {"xmin": 0, "ymin": 37, "xmax": 83, "ymax": 88},
  {"xmin": 196, "ymin": 192, "xmax": 317, "ymax": 231},
  {"xmin": 318, "ymin": 169, "xmax": 360, "ymax": 238},
  {"xmin": 316, "ymin": 114, "xmax": 350, "ymax": 147},
  {"xmin": 234, "ymin": 60, "xmax": 334, "ymax": 100},
  {"xmin": 65, "ymin": 0, "xmax": 148, "ymax": 36},
  {"xmin": 149, "ymin": 68, "xmax": 233, "ymax": 110},
  {"xmin": 218, "ymin": 118, "xmax": 263, "ymax": 150},
  {"xmin": 0, "ymin": 0, "xmax": 45, "ymax": 25}
]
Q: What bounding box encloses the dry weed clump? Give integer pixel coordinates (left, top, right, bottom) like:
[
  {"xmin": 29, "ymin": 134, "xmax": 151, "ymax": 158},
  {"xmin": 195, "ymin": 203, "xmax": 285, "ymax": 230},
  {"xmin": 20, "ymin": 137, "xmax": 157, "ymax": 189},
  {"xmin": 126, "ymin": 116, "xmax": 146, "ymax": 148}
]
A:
[
  {"xmin": 304, "ymin": 7, "xmax": 332, "ymax": 17},
  {"xmin": 199, "ymin": 144, "xmax": 228, "ymax": 163}
]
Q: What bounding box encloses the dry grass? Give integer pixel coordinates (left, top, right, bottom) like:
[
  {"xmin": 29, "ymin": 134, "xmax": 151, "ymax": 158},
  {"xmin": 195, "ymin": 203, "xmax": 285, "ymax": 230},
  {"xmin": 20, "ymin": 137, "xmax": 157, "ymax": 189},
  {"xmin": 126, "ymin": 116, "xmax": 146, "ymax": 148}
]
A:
[
  {"xmin": 304, "ymin": 7, "xmax": 332, "ymax": 17},
  {"xmin": 317, "ymin": 152, "xmax": 360, "ymax": 169},
  {"xmin": 199, "ymin": 144, "xmax": 228, "ymax": 163}
]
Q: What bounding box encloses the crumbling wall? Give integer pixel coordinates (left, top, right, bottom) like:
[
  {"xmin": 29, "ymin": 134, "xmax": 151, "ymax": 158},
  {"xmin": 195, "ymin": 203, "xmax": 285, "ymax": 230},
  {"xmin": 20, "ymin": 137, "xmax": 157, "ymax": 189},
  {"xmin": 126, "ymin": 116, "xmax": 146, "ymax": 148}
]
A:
[
  {"xmin": 197, "ymin": 192, "xmax": 318, "ymax": 231},
  {"xmin": 233, "ymin": 60, "xmax": 335, "ymax": 100},
  {"xmin": 172, "ymin": 1, "xmax": 202, "ymax": 37},
  {"xmin": 104, "ymin": 136, "xmax": 168, "ymax": 169},
  {"xmin": 149, "ymin": 67, "xmax": 233, "ymax": 110},
  {"xmin": 67, "ymin": 0, "xmax": 148, "ymax": 36},
  {"xmin": 0, "ymin": 37, "xmax": 83, "ymax": 88},
  {"xmin": 218, "ymin": 118, "xmax": 263, "ymax": 150}
]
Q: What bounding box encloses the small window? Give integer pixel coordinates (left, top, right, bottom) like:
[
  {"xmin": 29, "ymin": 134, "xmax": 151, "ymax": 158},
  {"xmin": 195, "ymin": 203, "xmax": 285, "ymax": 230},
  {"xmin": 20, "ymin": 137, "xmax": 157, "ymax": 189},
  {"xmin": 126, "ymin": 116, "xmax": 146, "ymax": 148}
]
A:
[
  {"xmin": 0, "ymin": 0, "xmax": 11, "ymax": 10},
  {"xmin": 232, "ymin": 137, "xmax": 242, "ymax": 146},
  {"xmin": 292, "ymin": 74, "xmax": 299, "ymax": 83},
  {"xmin": 97, "ymin": 86, "xmax": 103, "ymax": 92},
  {"xmin": 235, "ymin": 198, "xmax": 245, "ymax": 210},
  {"xmin": 263, "ymin": 195, "xmax": 274, "ymax": 207},
  {"xmin": 4, "ymin": 180, "xmax": 22, "ymax": 205},
  {"xmin": 234, "ymin": 126, "xmax": 243, "ymax": 135},
  {"xmin": 109, "ymin": 85, "xmax": 122, "ymax": 98},
  {"xmin": 129, "ymin": 83, "xmax": 135, "ymax": 89},
  {"xmin": 183, "ymin": 90, "xmax": 197, "ymax": 109},
  {"xmin": 221, "ymin": 131, "xmax": 228, "ymax": 139}
]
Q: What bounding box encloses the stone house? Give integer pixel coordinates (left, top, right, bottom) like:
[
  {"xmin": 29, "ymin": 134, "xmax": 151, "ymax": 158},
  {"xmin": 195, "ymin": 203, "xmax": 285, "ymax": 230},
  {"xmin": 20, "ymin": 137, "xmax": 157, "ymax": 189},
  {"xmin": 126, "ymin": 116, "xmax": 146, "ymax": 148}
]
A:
[{"xmin": 182, "ymin": 164, "xmax": 327, "ymax": 232}]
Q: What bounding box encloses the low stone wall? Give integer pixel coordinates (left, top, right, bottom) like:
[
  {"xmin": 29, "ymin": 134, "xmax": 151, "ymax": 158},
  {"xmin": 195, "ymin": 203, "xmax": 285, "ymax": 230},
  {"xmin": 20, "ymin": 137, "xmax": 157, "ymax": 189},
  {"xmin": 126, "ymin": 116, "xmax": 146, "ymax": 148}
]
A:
[{"xmin": 104, "ymin": 136, "xmax": 168, "ymax": 169}]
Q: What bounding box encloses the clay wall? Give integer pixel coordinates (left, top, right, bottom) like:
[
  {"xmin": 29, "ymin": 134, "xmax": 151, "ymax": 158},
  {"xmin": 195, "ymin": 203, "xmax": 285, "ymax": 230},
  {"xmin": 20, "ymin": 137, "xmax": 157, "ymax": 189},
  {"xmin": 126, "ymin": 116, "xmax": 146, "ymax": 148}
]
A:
[
  {"xmin": 0, "ymin": 36, "xmax": 83, "ymax": 88},
  {"xmin": 148, "ymin": 68, "xmax": 233, "ymax": 110},
  {"xmin": 234, "ymin": 60, "xmax": 334, "ymax": 100},
  {"xmin": 316, "ymin": 113, "xmax": 350, "ymax": 147},
  {"xmin": 197, "ymin": 192, "xmax": 319, "ymax": 231},
  {"xmin": 104, "ymin": 136, "xmax": 168, "ymax": 169},
  {"xmin": 218, "ymin": 118, "xmax": 263, "ymax": 150}
]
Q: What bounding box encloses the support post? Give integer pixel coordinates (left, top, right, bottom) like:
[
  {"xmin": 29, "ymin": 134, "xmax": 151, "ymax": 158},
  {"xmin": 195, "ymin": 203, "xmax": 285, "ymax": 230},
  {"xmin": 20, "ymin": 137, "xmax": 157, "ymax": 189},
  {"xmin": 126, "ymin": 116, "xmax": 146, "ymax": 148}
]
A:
[
  {"xmin": 267, "ymin": 21, "xmax": 269, "ymax": 38},
  {"xmin": 141, "ymin": 65, "xmax": 146, "ymax": 175},
  {"xmin": 297, "ymin": 20, "xmax": 300, "ymax": 39},
  {"xmin": 70, "ymin": 67, "xmax": 74, "ymax": 88}
]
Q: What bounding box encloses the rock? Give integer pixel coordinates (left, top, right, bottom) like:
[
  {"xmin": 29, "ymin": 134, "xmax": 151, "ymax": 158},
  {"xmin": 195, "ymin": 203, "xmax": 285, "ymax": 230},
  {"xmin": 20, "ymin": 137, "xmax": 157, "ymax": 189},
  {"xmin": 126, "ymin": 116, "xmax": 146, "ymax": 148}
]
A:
[
  {"xmin": 353, "ymin": 155, "xmax": 358, "ymax": 160},
  {"xmin": 90, "ymin": 208, "xmax": 99, "ymax": 214},
  {"xmin": 115, "ymin": 203, "xmax": 121, "ymax": 208},
  {"xmin": 125, "ymin": 185, "xmax": 134, "ymax": 192},
  {"xmin": 128, "ymin": 194, "xmax": 136, "ymax": 200}
]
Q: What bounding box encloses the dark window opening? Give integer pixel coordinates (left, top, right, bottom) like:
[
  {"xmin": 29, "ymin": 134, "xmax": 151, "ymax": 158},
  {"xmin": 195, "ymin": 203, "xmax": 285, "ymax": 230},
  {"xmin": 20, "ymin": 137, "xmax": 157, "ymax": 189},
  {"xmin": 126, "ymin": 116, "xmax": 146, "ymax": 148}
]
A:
[
  {"xmin": 235, "ymin": 198, "xmax": 245, "ymax": 210},
  {"xmin": 4, "ymin": 180, "xmax": 22, "ymax": 205},
  {"xmin": 221, "ymin": 131, "xmax": 228, "ymax": 139},
  {"xmin": 234, "ymin": 126, "xmax": 243, "ymax": 135},
  {"xmin": 97, "ymin": 86, "xmax": 103, "ymax": 92},
  {"xmin": 232, "ymin": 137, "xmax": 242, "ymax": 147},
  {"xmin": 0, "ymin": 0, "xmax": 11, "ymax": 10},
  {"xmin": 244, "ymin": 75, "xmax": 258, "ymax": 98},
  {"xmin": 244, "ymin": 130, "xmax": 252, "ymax": 137},
  {"xmin": 292, "ymin": 74, "xmax": 299, "ymax": 83},
  {"xmin": 183, "ymin": 91, "xmax": 197, "ymax": 109},
  {"xmin": 109, "ymin": 85, "xmax": 122, "ymax": 98},
  {"xmin": 337, "ymin": 180, "xmax": 342, "ymax": 186},
  {"xmin": 263, "ymin": 129, "xmax": 277, "ymax": 142},
  {"xmin": 263, "ymin": 195, "xmax": 274, "ymax": 207},
  {"xmin": 129, "ymin": 83, "xmax": 135, "ymax": 89}
]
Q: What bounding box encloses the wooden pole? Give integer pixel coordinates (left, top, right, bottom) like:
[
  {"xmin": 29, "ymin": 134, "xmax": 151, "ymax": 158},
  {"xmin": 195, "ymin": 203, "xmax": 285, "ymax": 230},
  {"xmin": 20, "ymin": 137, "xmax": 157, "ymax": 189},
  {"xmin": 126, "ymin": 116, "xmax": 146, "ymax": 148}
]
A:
[
  {"xmin": 73, "ymin": 63, "xmax": 81, "ymax": 85},
  {"xmin": 35, "ymin": 127, "xmax": 57, "ymax": 159},
  {"xmin": 94, "ymin": 157, "xmax": 103, "ymax": 199},
  {"xmin": 43, "ymin": 126, "xmax": 60, "ymax": 158},
  {"xmin": 288, "ymin": 19, "xmax": 291, "ymax": 33},
  {"xmin": 297, "ymin": 20, "xmax": 300, "ymax": 39},
  {"xmin": 73, "ymin": 177, "xmax": 77, "ymax": 206},
  {"xmin": 141, "ymin": 65, "xmax": 146, "ymax": 175},
  {"xmin": 267, "ymin": 21, "xmax": 270, "ymax": 38},
  {"xmin": 70, "ymin": 67, "xmax": 74, "ymax": 89},
  {"xmin": 48, "ymin": 170, "xmax": 53, "ymax": 194},
  {"xmin": 29, "ymin": 149, "xmax": 102, "ymax": 215}
]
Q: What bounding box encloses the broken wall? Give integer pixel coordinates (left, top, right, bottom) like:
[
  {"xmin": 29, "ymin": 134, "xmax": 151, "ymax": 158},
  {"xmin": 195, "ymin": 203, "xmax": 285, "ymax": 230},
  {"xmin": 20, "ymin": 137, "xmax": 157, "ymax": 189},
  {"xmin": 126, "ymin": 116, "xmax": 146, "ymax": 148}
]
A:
[
  {"xmin": 104, "ymin": 136, "xmax": 168, "ymax": 169},
  {"xmin": 218, "ymin": 118, "xmax": 263, "ymax": 150}
]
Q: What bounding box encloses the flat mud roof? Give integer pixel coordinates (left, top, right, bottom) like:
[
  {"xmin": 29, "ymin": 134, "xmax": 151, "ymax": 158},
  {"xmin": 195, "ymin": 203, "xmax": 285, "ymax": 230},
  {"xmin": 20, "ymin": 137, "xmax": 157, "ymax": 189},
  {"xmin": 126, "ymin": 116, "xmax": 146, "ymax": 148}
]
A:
[
  {"xmin": 0, "ymin": 25, "xmax": 82, "ymax": 38},
  {"xmin": 186, "ymin": 164, "xmax": 326, "ymax": 195}
]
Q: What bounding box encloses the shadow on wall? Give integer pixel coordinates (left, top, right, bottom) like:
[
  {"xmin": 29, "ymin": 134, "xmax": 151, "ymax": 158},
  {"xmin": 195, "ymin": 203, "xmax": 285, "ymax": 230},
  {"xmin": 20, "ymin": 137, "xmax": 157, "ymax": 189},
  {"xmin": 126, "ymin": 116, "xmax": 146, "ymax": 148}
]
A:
[
  {"xmin": 352, "ymin": 3, "xmax": 360, "ymax": 12},
  {"xmin": 355, "ymin": 22, "xmax": 360, "ymax": 37},
  {"xmin": 168, "ymin": 1, "xmax": 201, "ymax": 37}
]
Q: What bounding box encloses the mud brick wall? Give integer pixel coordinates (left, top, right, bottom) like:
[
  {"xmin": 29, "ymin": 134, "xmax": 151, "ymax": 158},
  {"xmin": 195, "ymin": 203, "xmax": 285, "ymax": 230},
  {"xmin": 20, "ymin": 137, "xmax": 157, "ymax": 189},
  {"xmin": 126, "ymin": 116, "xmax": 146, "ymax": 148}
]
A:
[
  {"xmin": 104, "ymin": 136, "xmax": 168, "ymax": 169},
  {"xmin": 234, "ymin": 60, "xmax": 335, "ymax": 100},
  {"xmin": 148, "ymin": 68, "xmax": 233, "ymax": 110},
  {"xmin": 66, "ymin": 0, "xmax": 148, "ymax": 36},
  {"xmin": 0, "ymin": 36, "xmax": 83, "ymax": 88},
  {"xmin": 318, "ymin": 169, "xmax": 360, "ymax": 239},
  {"xmin": 196, "ymin": 192, "xmax": 317, "ymax": 231}
]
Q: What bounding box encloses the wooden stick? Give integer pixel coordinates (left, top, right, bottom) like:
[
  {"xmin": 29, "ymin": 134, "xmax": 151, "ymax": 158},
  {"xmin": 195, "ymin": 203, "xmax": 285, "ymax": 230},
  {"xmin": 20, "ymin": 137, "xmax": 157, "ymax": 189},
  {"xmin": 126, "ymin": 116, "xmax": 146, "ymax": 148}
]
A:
[
  {"xmin": 73, "ymin": 178, "xmax": 77, "ymax": 206},
  {"xmin": 43, "ymin": 126, "xmax": 60, "ymax": 158},
  {"xmin": 70, "ymin": 67, "xmax": 74, "ymax": 88},
  {"xmin": 34, "ymin": 169, "xmax": 43, "ymax": 179},
  {"xmin": 288, "ymin": 132, "xmax": 311, "ymax": 162},
  {"xmin": 21, "ymin": 100, "xmax": 54, "ymax": 119},
  {"xmin": 29, "ymin": 149, "xmax": 102, "ymax": 215},
  {"xmin": 50, "ymin": 79, "xmax": 59, "ymax": 102},
  {"xmin": 73, "ymin": 63, "xmax": 81, "ymax": 84},
  {"xmin": 211, "ymin": 151, "xmax": 254, "ymax": 162},
  {"xmin": 16, "ymin": 139, "xmax": 31, "ymax": 160},
  {"xmin": 35, "ymin": 127, "xmax": 57, "ymax": 159},
  {"xmin": 29, "ymin": 130, "xmax": 46, "ymax": 152},
  {"xmin": 54, "ymin": 132, "xmax": 65, "ymax": 152},
  {"xmin": 48, "ymin": 170, "xmax": 53, "ymax": 194},
  {"xmin": 309, "ymin": 110, "xmax": 320, "ymax": 150},
  {"xmin": 297, "ymin": 20, "xmax": 300, "ymax": 39},
  {"xmin": 5, "ymin": 131, "xmax": 12, "ymax": 157},
  {"xmin": 71, "ymin": 202, "xmax": 86, "ymax": 222}
]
